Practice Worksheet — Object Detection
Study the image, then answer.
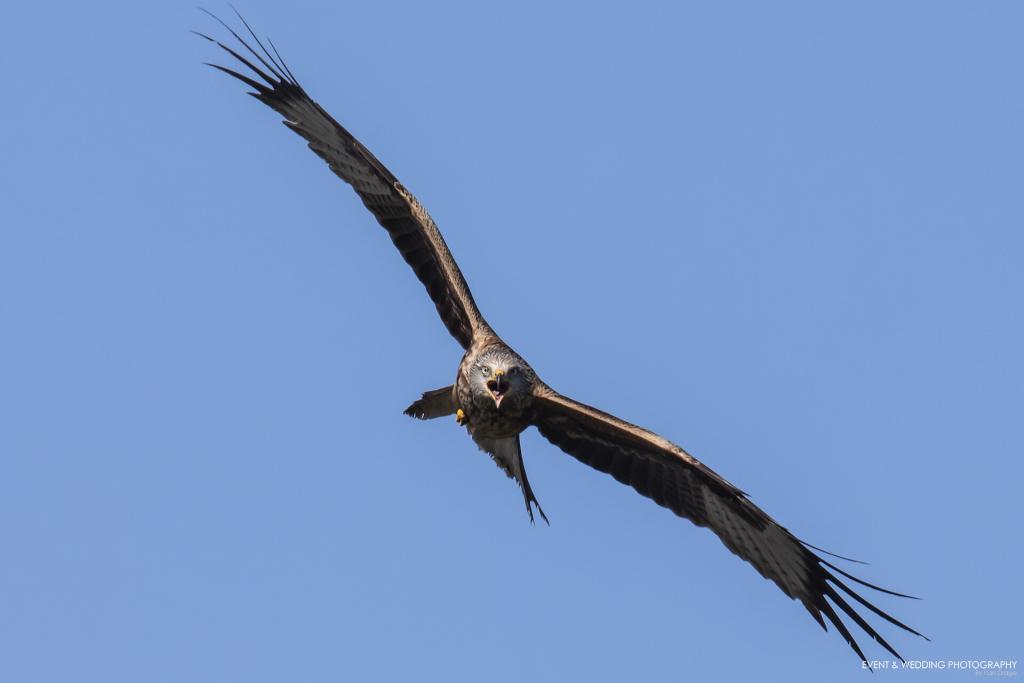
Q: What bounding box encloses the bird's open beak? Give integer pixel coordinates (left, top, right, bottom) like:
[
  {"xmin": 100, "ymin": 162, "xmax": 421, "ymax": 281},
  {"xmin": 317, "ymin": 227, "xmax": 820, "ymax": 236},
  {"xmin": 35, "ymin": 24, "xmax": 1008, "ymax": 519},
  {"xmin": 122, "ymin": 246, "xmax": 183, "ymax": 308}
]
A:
[{"xmin": 486, "ymin": 370, "xmax": 508, "ymax": 408}]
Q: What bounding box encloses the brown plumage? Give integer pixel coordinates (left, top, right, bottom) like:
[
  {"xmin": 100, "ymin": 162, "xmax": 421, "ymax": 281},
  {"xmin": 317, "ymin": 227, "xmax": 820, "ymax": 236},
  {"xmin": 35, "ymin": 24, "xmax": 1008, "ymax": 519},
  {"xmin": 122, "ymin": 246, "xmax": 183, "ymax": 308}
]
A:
[{"xmin": 198, "ymin": 10, "xmax": 925, "ymax": 667}]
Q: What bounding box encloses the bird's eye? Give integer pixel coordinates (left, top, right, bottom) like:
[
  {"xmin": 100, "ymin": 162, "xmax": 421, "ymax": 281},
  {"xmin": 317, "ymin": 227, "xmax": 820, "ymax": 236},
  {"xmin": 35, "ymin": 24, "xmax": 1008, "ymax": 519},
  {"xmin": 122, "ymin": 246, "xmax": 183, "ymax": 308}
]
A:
[{"xmin": 481, "ymin": 366, "xmax": 490, "ymax": 376}]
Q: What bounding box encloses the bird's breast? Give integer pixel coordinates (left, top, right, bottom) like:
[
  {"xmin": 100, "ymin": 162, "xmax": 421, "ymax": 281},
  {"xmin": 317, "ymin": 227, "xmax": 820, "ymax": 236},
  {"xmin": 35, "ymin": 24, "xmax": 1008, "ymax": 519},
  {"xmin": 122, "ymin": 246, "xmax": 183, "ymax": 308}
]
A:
[{"xmin": 457, "ymin": 385, "xmax": 532, "ymax": 440}]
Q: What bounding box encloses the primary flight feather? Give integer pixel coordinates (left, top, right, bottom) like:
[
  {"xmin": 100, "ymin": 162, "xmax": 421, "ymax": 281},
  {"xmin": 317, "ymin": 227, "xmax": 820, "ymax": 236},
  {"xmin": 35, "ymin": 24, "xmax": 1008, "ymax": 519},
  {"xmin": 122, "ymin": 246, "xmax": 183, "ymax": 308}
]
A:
[{"xmin": 196, "ymin": 10, "xmax": 925, "ymax": 667}]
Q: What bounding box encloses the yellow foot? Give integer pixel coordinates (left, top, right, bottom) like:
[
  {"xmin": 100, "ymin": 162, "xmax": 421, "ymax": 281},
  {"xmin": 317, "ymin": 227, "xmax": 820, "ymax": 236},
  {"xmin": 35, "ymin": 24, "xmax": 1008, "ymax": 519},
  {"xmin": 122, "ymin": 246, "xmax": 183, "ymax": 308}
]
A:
[{"xmin": 455, "ymin": 408, "xmax": 466, "ymax": 425}]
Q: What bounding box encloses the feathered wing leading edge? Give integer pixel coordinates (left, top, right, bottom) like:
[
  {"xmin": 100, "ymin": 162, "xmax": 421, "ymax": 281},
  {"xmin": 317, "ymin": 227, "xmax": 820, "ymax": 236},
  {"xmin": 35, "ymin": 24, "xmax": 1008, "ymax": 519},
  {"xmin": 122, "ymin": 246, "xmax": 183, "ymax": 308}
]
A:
[
  {"xmin": 195, "ymin": 11, "xmax": 491, "ymax": 349},
  {"xmin": 530, "ymin": 384, "xmax": 926, "ymax": 666}
]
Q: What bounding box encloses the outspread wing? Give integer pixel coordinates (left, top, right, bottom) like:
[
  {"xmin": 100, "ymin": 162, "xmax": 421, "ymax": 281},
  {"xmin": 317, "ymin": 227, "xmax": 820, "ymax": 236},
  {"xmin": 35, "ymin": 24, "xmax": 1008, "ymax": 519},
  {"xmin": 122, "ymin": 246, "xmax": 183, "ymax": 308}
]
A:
[
  {"xmin": 196, "ymin": 13, "xmax": 490, "ymax": 349},
  {"xmin": 531, "ymin": 384, "xmax": 925, "ymax": 665}
]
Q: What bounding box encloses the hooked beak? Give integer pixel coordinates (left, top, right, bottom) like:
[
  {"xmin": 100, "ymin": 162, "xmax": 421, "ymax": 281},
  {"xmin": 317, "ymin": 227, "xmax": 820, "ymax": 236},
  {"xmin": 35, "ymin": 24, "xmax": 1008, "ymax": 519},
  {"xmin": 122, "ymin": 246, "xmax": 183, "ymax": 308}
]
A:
[{"xmin": 486, "ymin": 370, "xmax": 508, "ymax": 408}]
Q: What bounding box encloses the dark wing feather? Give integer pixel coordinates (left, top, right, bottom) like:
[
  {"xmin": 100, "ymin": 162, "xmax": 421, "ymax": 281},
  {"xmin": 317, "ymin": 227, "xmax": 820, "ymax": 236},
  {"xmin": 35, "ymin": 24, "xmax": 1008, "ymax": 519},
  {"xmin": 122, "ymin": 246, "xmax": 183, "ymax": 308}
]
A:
[
  {"xmin": 531, "ymin": 385, "xmax": 926, "ymax": 665},
  {"xmin": 196, "ymin": 16, "xmax": 490, "ymax": 349}
]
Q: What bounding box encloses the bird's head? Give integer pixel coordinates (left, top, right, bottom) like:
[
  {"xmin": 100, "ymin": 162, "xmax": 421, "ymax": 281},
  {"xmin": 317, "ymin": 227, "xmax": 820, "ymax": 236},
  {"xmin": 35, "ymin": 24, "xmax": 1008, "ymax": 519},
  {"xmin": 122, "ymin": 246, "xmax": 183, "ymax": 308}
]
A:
[{"xmin": 474, "ymin": 347, "xmax": 534, "ymax": 410}]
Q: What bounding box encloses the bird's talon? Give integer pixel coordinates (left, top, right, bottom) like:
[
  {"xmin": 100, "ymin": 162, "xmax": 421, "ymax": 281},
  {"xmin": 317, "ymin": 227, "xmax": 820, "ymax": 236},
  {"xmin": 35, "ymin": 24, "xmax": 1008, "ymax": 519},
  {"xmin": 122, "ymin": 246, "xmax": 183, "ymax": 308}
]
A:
[{"xmin": 456, "ymin": 408, "xmax": 465, "ymax": 425}]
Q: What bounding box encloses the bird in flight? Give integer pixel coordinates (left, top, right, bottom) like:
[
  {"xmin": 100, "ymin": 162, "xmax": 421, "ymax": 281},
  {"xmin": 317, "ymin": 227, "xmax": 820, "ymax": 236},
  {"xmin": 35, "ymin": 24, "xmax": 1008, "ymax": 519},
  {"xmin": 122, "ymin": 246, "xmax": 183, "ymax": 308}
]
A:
[{"xmin": 196, "ymin": 10, "xmax": 925, "ymax": 666}]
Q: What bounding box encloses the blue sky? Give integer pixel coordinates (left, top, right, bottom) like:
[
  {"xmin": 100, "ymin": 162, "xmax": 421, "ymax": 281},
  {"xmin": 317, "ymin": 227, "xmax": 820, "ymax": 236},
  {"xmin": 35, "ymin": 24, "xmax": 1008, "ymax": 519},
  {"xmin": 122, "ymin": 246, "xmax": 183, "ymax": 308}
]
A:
[{"xmin": 2, "ymin": 2, "xmax": 1021, "ymax": 681}]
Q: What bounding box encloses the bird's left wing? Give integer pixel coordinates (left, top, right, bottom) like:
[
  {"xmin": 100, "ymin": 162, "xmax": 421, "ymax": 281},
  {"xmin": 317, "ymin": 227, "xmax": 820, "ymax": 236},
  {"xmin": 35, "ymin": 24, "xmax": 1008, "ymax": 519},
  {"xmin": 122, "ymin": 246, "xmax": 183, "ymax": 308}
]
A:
[
  {"xmin": 195, "ymin": 13, "xmax": 490, "ymax": 349},
  {"xmin": 530, "ymin": 384, "xmax": 925, "ymax": 665}
]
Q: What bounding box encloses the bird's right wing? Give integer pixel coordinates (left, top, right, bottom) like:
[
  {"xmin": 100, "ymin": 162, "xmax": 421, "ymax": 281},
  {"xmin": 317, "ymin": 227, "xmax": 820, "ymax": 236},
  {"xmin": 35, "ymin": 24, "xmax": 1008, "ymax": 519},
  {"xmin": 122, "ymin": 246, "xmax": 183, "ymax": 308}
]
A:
[
  {"xmin": 530, "ymin": 383, "xmax": 925, "ymax": 665},
  {"xmin": 197, "ymin": 13, "xmax": 490, "ymax": 349}
]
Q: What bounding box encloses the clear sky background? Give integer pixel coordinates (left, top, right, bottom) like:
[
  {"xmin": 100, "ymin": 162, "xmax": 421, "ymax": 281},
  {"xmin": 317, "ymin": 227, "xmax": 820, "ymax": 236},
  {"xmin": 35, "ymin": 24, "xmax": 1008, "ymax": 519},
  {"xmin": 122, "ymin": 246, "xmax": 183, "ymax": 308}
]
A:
[{"xmin": 2, "ymin": 2, "xmax": 1021, "ymax": 681}]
